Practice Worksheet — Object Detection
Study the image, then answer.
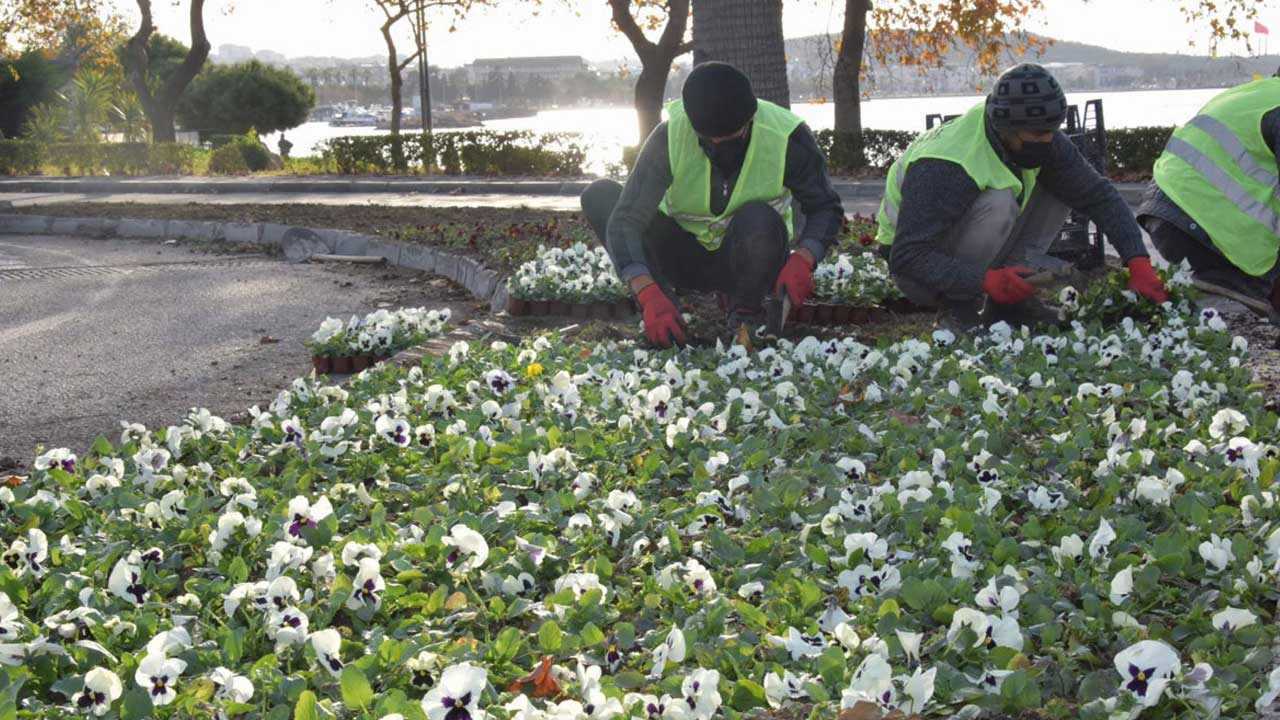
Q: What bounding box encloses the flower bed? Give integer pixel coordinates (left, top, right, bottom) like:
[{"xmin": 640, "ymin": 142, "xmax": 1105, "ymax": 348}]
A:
[
  {"xmin": 2, "ymin": 268, "xmax": 1279, "ymax": 719},
  {"xmin": 306, "ymin": 307, "xmax": 451, "ymax": 374},
  {"xmin": 795, "ymin": 252, "xmax": 913, "ymax": 325},
  {"xmin": 506, "ymin": 243, "xmax": 635, "ymax": 320}
]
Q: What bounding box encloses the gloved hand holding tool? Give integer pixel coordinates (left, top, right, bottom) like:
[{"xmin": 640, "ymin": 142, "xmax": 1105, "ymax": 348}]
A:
[
  {"xmin": 982, "ymin": 265, "xmax": 1038, "ymax": 304},
  {"xmin": 636, "ymin": 284, "xmax": 687, "ymax": 348},
  {"xmin": 1125, "ymin": 257, "xmax": 1169, "ymax": 304}
]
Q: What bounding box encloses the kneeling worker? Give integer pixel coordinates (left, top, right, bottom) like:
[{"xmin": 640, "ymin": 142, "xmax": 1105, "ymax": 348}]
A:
[
  {"xmin": 1137, "ymin": 70, "xmax": 1280, "ymax": 312},
  {"xmin": 581, "ymin": 61, "xmax": 845, "ymax": 347},
  {"xmin": 877, "ymin": 63, "xmax": 1167, "ymax": 321}
]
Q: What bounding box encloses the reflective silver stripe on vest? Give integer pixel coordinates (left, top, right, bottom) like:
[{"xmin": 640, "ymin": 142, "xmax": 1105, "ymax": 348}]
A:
[
  {"xmin": 665, "ymin": 192, "xmax": 794, "ymax": 231},
  {"xmin": 882, "ymin": 162, "xmax": 905, "ymax": 227},
  {"xmin": 1187, "ymin": 114, "xmax": 1280, "ymax": 188},
  {"xmin": 1166, "ymin": 136, "xmax": 1280, "ymax": 236}
]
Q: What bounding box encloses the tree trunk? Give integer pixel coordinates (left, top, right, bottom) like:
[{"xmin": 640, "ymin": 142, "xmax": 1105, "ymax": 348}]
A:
[
  {"xmin": 690, "ymin": 0, "xmax": 789, "ymax": 107},
  {"xmin": 634, "ymin": 61, "xmax": 667, "ymax": 141},
  {"xmin": 609, "ymin": 0, "xmax": 692, "ymax": 144},
  {"xmin": 122, "ymin": 0, "xmax": 210, "ymax": 143},
  {"xmin": 380, "ymin": 15, "xmax": 404, "ymax": 136},
  {"xmin": 834, "ymin": 0, "xmax": 870, "ymax": 136}
]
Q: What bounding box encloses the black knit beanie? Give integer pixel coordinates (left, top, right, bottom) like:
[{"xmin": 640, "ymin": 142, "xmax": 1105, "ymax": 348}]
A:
[
  {"xmin": 681, "ymin": 62, "xmax": 758, "ymax": 137},
  {"xmin": 986, "ymin": 63, "xmax": 1068, "ymax": 131}
]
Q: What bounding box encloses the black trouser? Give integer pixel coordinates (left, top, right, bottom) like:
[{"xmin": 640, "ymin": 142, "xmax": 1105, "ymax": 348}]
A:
[
  {"xmin": 580, "ymin": 179, "xmax": 788, "ymax": 313},
  {"xmin": 1142, "ymin": 216, "xmax": 1279, "ymax": 300}
]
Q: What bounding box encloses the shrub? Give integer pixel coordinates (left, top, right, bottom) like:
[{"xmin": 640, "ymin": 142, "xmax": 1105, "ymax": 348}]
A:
[
  {"xmin": 1104, "ymin": 126, "xmax": 1174, "ymax": 180},
  {"xmin": 319, "ymin": 130, "xmax": 587, "ymax": 176},
  {"xmin": 208, "ymin": 143, "xmax": 249, "ymax": 175},
  {"xmin": 147, "ymin": 143, "xmax": 196, "ymax": 174},
  {"xmin": 177, "ymin": 59, "xmax": 314, "ymax": 136},
  {"xmin": 0, "ymin": 139, "xmax": 41, "ymax": 175},
  {"xmin": 236, "ymin": 133, "xmax": 273, "ymax": 172},
  {"xmin": 814, "ymin": 129, "xmax": 918, "ymax": 173}
]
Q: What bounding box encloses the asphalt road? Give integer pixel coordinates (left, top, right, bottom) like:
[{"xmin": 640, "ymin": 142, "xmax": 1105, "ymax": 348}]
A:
[{"xmin": 0, "ymin": 235, "xmax": 473, "ymax": 471}]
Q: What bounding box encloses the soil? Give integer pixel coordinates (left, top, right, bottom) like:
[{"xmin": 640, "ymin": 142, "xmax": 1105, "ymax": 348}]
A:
[{"xmin": 1222, "ymin": 308, "xmax": 1280, "ymax": 408}]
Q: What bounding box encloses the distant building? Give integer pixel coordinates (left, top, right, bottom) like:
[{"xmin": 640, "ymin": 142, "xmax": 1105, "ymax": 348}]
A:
[
  {"xmin": 1045, "ymin": 62, "xmax": 1101, "ymax": 88},
  {"xmin": 256, "ymin": 49, "xmax": 287, "ymax": 65},
  {"xmin": 466, "ymin": 56, "xmax": 587, "ymax": 85},
  {"xmin": 217, "ymin": 44, "xmax": 254, "ymax": 63}
]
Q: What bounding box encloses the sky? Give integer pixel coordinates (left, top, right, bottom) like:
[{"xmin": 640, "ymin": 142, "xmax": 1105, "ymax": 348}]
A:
[{"xmin": 109, "ymin": 0, "xmax": 1277, "ymax": 66}]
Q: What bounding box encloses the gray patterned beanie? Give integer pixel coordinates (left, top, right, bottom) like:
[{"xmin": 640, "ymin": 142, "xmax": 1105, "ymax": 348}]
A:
[{"xmin": 986, "ymin": 63, "xmax": 1068, "ymax": 131}]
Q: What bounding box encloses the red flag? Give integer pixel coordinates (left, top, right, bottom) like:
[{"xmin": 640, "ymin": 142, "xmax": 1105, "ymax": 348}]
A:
[{"xmin": 1256, "ymin": 20, "xmax": 1271, "ymax": 35}]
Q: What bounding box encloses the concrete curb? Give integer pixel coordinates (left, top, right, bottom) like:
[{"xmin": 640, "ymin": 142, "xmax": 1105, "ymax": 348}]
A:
[
  {"xmin": 0, "ymin": 176, "xmax": 594, "ymax": 197},
  {"xmin": 0, "ymin": 213, "xmax": 513, "ymax": 315},
  {"xmin": 0, "ymin": 176, "xmax": 1149, "ymax": 207}
]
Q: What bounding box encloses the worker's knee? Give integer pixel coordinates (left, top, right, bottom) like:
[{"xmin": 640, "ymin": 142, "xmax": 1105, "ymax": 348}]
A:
[
  {"xmin": 580, "ymin": 179, "xmax": 623, "ymax": 218},
  {"xmin": 728, "ymin": 201, "xmax": 788, "ymax": 251}
]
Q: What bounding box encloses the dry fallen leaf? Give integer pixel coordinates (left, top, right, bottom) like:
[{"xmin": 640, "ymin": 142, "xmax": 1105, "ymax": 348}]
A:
[
  {"xmin": 443, "ymin": 591, "xmax": 468, "ymax": 610},
  {"xmin": 507, "ymin": 655, "xmax": 562, "ymax": 698}
]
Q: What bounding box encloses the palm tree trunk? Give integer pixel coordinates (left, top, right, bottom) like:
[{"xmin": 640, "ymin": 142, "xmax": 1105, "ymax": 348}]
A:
[{"xmin": 690, "ymin": 0, "xmax": 789, "ymax": 107}]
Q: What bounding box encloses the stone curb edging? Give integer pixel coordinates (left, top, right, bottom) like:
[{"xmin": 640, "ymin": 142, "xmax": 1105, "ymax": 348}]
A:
[
  {"xmin": 0, "ymin": 176, "xmax": 1148, "ymax": 206},
  {"xmin": 0, "ymin": 177, "xmax": 592, "ymax": 197},
  {"xmin": 0, "ymin": 213, "xmax": 512, "ymax": 314}
]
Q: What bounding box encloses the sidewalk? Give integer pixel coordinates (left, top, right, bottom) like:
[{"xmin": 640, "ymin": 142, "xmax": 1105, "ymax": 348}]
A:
[{"xmin": 0, "ymin": 174, "xmax": 1151, "ymax": 207}]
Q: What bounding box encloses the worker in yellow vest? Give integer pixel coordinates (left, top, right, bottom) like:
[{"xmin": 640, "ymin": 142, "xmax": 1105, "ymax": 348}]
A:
[
  {"xmin": 581, "ymin": 62, "xmax": 845, "ymax": 347},
  {"xmin": 877, "ymin": 64, "xmax": 1167, "ymax": 326},
  {"xmin": 1137, "ymin": 71, "xmax": 1280, "ymax": 312}
]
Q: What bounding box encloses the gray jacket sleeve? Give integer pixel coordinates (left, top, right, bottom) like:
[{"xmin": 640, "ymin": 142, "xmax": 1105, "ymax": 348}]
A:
[
  {"xmin": 1036, "ymin": 132, "xmax": 1147, "ymax": 261},
  {"xmin": 784, "ymin": 124, "xmax": 845, "ymax": 262},
  {"xmin": 606, "ymin": 122, "xmax": 673, "ymax": 281},
  {"xmin": 888, "ymin": 158, "xmax": 988, "ymax": 299}
]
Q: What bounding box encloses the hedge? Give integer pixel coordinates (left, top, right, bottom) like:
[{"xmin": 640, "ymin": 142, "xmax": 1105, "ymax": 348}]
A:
[
  {"xmin": 319, "ymin": 131, "xmax": 587, "ymax": 176},
  {"xmin": 0, "ymin": 141, "xmax": 195, "ymax": 176},
  {"xmin": 1104, "ymin": 126, "xmax": 1175, "ymax": 180},
  {"xmin": 816, "ymin": 126, "xmax": 1178, "ymax": 180},
  {"xmin": 814, "ymin": 129, "xmax": 918, "ymax": 173},
  {"xmin": 0, "ymin": 140, "xmax": 41, "ymax": 175}
]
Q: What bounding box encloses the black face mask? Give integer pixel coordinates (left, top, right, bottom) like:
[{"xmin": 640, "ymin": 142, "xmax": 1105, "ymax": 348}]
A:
[
  {"xmin": 1008, "ymin": 140, "xmax": 1053, "ymax": 169},
  {"xmin": 709, "ymin": 136, "xmax": 749, "ymax": 173}
]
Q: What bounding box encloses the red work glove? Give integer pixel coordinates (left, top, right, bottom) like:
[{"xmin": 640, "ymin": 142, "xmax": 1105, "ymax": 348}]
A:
[
  {"xmin": 636, "ymin": 284, "xmax": 687, "ymax": 348},
  {"xmin": 774, "ymin": 251, "xmax": 815, "ymax": 307},
  {"xmin": 1126, "ymin": 256, "xmax": 1168, "ymax": 303},
  {"xmin": 982, "ymin": 266, "xmax": 1037, "ymax": 305}
]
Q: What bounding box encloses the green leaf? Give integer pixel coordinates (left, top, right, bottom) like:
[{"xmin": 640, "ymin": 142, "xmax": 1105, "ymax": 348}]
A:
[
  {"xmin": 295, "ymin": 690, "xmax": 321, "ymax": 720},
  {"xmin": 341, "ymin": 666, "xmax": 375, "ymax": 709},
  {"xmin": 227, "ymin": 555, "xmax": 249, "ymax": 584},
  {"xmin": 92, "ymin": 435, "xmax": 113, "ymax": 456},
  {"xmin": 614, "ymin": 671, "xmax": 646, "ymax": 690},
  {"xmin": 816, "ymin": 646, "xmax": 847, "ymax": 688},
  {"xmin": 119, "ymin": 687, "xmax": 152, "ymax": 720},
  {"xmin": 539, "ymin": 619, "xmax": 563, "ymax": 652},
  {"xmin": 900, "ymin": 578, "xmax": 948, "ymax": 612},
  {"xmin": 999, "ymin": 671, "xmax": 1041, "ymax": 712},
  {"xmin": 580, "ymin": 622, "xmax": 605, "ymax": 646},
  {"xmin": 224, "ymin": 626, "xmax": 246, "ymax": 665},
  {"xmin": 730, "ymin": 679, "xmax": 767, "ymax": 711}
]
